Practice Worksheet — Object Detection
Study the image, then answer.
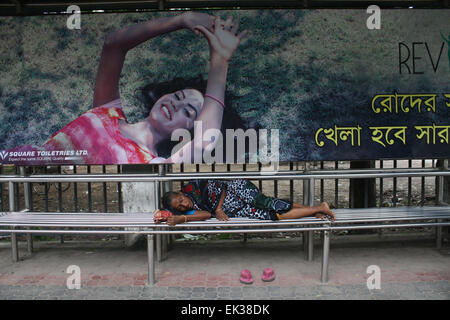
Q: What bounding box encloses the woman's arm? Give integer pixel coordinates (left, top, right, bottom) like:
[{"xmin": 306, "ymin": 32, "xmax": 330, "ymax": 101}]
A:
[
  {"xmin": 167, "ymin": 210, "xmax": 211, "ymax": 226},
  {"xmin": 168, "ymin": 17, "xmax": 247, "ymax": 163},
  {"xmin": 93, "ymin": 12, "xmax": 214, "ymax": 108},
  {"xmin": 214, "ymin": 188, "xmax": 229, "ymax": 221}
]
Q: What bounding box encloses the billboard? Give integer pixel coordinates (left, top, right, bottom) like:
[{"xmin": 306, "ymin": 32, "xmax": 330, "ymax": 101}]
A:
[{"xmin": 0, "ymin": 9, "xmax": 449, "ymax": 165}]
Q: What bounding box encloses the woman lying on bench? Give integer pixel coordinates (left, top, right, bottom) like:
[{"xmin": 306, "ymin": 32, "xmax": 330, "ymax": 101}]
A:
[{"xmin": 156, "ymin": 179, "xmax": 335, "ymax": 226}]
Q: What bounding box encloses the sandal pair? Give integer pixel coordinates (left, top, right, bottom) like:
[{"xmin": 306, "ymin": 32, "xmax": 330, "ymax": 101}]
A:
[{"xmin": 239, "ymin": 268, "xmax": 275, "ymax": 284}]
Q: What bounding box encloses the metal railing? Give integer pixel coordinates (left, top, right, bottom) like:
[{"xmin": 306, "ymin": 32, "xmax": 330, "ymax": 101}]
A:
[
  {"xmin": 0, "ymin": 160, "xmax": 448, "ymax": 268},
  {"xmin": 0, "ymin": 160, "xmax": 448, "ymax": 216}
]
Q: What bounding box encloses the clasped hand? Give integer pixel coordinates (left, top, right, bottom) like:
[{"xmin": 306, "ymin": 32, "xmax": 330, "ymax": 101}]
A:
[
  {"xmin": 215, "ymin": 207, "xmax": 229, "ymax": 221},
  {"xmin": 182, "ymin": 12, "xmax": 248, "ymax": 62}
]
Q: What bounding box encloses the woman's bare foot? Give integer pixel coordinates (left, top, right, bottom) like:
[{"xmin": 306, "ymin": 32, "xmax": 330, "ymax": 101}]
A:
[{"xmin": 319, "ymin": 202, "xmax": 335, "ymax": 221}]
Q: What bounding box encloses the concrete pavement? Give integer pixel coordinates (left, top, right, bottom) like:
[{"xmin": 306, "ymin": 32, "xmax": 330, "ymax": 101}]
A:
[{"xmin": 0, "ymin": 233, "xmax": 449, "ymax": 300}]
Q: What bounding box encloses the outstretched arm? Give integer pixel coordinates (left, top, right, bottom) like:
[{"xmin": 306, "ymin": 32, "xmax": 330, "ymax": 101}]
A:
[
  {"xmin": 166, "ymin": 210, "xmax": 211, "ymax": 226},
  {"xmin": 169, "ymin": 16, "xmax": 247, "ymax": 163},
  {"xmin": 93, "ymin": 12, "xmax": 214, "ymax": 108}
]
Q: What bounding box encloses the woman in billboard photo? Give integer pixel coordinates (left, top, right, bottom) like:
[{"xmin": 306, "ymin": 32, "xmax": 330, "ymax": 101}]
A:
[{"xmin": 7, "ymin": 12, "xmax": 248, "ymax": 165}]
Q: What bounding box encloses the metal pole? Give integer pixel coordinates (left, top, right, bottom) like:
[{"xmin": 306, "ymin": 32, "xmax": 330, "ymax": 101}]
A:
[
  {"xmin": 24, "ymin": 167, "xmax": 34, "ymax": 254},
  {"xmin": 87, "ymin": 166, "xmax": 92, "ymax": 212},
  {"xmin": 102, "ymin": 165, "xmax": 108, "ymax": 213},
  {"xmin": 308, "ymin": 177, "xmax": 315, "ymax": 205},
  {"xmin": 157, "ymin": 0, "xmax": 164, "ymax": 11},
  {"xmin": 0, "ymin": 166, "xmax": 4, "ymax": 212},
  {"xmin": 436, "ymin": 159, "xmax": 447, "ymax": 249},
  {"xmin": 147, "ymin": 234, "xmax": 155, "ymax": 286},
  {"xmin": 289, "ymin": 162, "xmax": 294, "ymax": 203},
  {"xmin": 58, "ymin": 166, "xmax": 64, "ymax": 244},
  {"xmin": 407, "ymin": 160, "xmax": 412, "ymax": 206},
  {"xmin": 165, "ymin": 165, "xmax": 174, "ymax": 251},
  {"xmin": 161, "ymin": 167, "xmax": 169, "ymax": 253},
  {"xmin": 21, "ymin": 167, "xmax": 31, "ymax": 209},
  {"xmin": 26, "ymin": 232, "xmax": 33, "ymax": 254},
  {"xmin": 14, "ymin": 166, "xmax": 20, "ymax": 211},
  {"xmin": 393, "ymin": 160, "xmax": 398, "ymax": 207},
  {"xmin": 44, "ymin": 166, "xmax": 49, "ymax": 212},
  {"xmin": 156, "ymin": 234, "xmax": 162, "ymax": 262},
  {"xmin": 303, "ymin": 231, "xmax": 308, "ymax": 253},
  {"xmin": 307, "ymin": 230, "xmax": 314, "ymax": 261},
  {"xmin": 73, "ymin": 165, "xmax": 79, "ymax": 212},
  {"xmin": 379, "ymin": 160, "xmax": 384, "ymax": 206},
  {"xmin": 321, "ymin": 230, "xmax": 330, "ymax": 283},
  {"xmin": 436, "ymin": 219, "xmax": 442, "ymax": 249},
  {"xmin": 302, "ymin": 171, "xmax": 309, "ymax": 260},
  {"xmin": 20, "ymin": 167, "xmax": 33, "ymax": 254},
  {"xmin": 320, "ymin": 161, "xmax": 324, "ymax": 203},
  {"xmin": 4, "ymin": 169, "xmax": 450, "ymax": 183},
  {"xmin": 157, "ymin": 165, "xmax": 164, "ymax": 261},
  {"xmin": 421, "ymin": 160, "xmax": 426, "ymax": 206},
  {"xmin": 378, "ymin": 161, "xmax": 384, "ymax": 237},
  {"xmin": 9, "ymin": 181, "xmax": 18, "ymax": 262},
  {"xmin": 436, "ymin": 159, "xmax": 447, "ymax": 204},
  {"xmin": 334, "ymin": 161, "xmax": 339, "ymax": 207},
  {"xmin": 308, "ymin": 177, "xmax": 315, "ymax": 261}
]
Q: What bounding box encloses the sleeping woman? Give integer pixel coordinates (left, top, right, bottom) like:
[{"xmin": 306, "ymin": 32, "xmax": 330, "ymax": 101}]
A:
[
  {"xmin": 157, "ymin": 179, "xmax": 336, "ymax": 226},
  {"xmin": 8, "ymin": 12, "xmax": 247, "ymax": 164}
]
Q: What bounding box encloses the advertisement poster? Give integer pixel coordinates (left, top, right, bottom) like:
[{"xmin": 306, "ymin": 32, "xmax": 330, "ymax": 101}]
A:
[{"xmin": 0, "ymin": 9, "xmax": 449, "ymax": 165}]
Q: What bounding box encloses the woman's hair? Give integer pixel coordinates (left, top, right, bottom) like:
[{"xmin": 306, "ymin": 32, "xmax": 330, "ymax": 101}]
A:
[
  {"xmin": 137, "ymin": 76, "xmax": 259, "ymax": 160},
  {"xmin": 161, "ymin": 191, "xmax": 182, "ymax": 213}
]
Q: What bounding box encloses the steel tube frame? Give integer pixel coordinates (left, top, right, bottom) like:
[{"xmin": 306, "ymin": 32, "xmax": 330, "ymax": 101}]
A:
[
  {"xmin": 329, "ymin": 222, "xmax": 450, "ymax": 231},
  {"xmin": 157, "ymin": 165, "xmax": 166, "ymax": 262},
  {"xmin": 2, "ymin": 169, "xmax": 450, "ymax": 184},
  {"xmin": 0, "ymin": 226, "xmax": 334, "ymax": 235},
  {"xmin": 2, "ymin": 164, "xmax": 449, "ymax": 285},
  {"xmin": 0, "ymin": 221, "xmax": 329, "ymax": 227},
  {"xmin": 436, "ymin": 160, "xmax": 448, "ymax": 249},
  {"xmin": 9, "ymin": 181, "xmax": 18, "ymax": 262},
  {"xmin": 321, "ymin": 230, "xmax": 330, "ymax": 283},
  {"xmin": 436, "ymin": 219, "xmax": 443, "ymax": 249},
  {"xmin": 156, "ymin": 234, "xmax": 162, "ymax": 262},
  {"xmin": 147, "ymin": 234, "xmax": 155, "ymax": 286},
  {"xmin": 307, "ymin": 178, "xmax": 315, "ymax": 262},
  {"xmin": 20, "ymin": 167, "xmax": 34, "ymax": 255},
  {"xmin": 3, "ymin": 212, "xmax": 447, "ymax": 227}
]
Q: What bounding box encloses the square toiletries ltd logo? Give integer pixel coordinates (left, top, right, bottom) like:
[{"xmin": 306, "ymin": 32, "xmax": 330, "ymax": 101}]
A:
[{"xmin": 0, "ymin": 151, "xmax": 8, "ymax": 160}]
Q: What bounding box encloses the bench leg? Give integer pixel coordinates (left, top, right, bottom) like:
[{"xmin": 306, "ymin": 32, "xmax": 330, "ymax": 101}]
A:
[
  {"xmin": 162, "ymin": 234, "xmax": 171, "ymax": 256},
  {"xmin": 147, "ymin": 234, "xmax": 155, "ymax": 286},
  {"xmin": 436, "ymin": 220, "xmax": 442, "ymax": 250},
  {"xmin": 27, "ymin": 233, "xmax": 33, "ymax": 255},
  {"xmin": 321, "ymin": 230, "xmax": 330, "ymax": 284},
  {"xmin": 308, "ymin": 231, "xmax": 314, "ymax": 261},
  {"xmin": 303, "ymin": 231, "xmax": 307, "ymax": 254},
  {"xmin": 11, "ymin": 233, "xmax": 19, "ymax": 262},
  {"xmin": 168, "ymin": 234, "xmax": 175, "ymax": 251},
  {"xmin": 9, "ymin": 182, "xmax": 18, "ymax": 262},
  {"xmin": 156, "ymin": 234, "xmax": 162, "ymax": 262}
]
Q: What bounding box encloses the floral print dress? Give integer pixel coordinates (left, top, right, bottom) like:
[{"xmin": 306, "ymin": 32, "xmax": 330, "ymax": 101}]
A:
[{"xmin": 181, "ymin": 179, "xmax": 292, "ymax": 221}]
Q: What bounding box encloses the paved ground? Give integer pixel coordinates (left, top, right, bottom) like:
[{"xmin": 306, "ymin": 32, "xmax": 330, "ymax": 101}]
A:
[{"xmin": 0, "ymin": 233, "xmax": 449, "ymax": 300}]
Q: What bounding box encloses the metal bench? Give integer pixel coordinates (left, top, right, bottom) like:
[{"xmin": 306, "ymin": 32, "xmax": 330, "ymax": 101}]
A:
[
  {"xmin": 319, "ymin": 206, "xmax": 450, "ymax": 282},
  {"xmin": 0, "ymin": 211, "xmax": 330, "ymax": 285},
  {"xmin": 1, "ymin": 168, "xmax": 449, "ymax": 285}
]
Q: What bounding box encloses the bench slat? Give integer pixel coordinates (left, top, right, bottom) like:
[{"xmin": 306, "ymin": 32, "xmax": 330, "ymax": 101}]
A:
[
  {"xmin": 0, "ymin": 211, "xmax": 325, "ymax": 229},
  {"xmin": 334, "ymin": 206, "xmax": 449, "ymax": 216}
]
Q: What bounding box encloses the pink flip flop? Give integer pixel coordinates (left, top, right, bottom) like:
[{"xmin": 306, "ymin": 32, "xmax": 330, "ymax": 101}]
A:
[
  {"xmin": 262, "ymin": 268, "xmax": 275, "ymax": 282},
  {"xmin": 239, "ymin": 269, "xmax": 253, "ymax": 285}
]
